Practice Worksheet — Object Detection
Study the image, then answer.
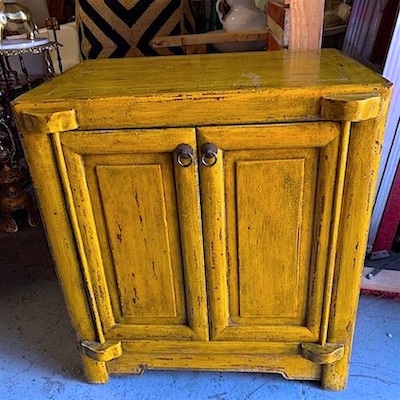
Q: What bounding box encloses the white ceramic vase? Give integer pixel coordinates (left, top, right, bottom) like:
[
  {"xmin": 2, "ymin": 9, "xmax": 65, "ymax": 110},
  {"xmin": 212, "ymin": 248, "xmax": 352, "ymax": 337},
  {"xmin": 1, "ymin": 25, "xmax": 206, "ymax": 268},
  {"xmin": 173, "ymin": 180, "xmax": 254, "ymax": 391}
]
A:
[{"xmin": 216, "ymin": 0, "xmax": 266, "ymax": 33}]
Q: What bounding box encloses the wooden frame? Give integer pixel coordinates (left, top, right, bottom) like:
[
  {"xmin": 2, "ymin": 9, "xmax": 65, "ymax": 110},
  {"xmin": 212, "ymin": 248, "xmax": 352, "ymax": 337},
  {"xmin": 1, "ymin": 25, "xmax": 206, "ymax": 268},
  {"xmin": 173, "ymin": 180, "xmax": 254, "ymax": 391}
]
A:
[
  {"xmin": 152, "ymin": 0, "xmax": 325, "ymax": 53},
  {"xmin": 151, "ymin": 29, "xmax": 270, "ymax": 54},
  {"xmin": 289, "ymin": 0, "xmax": 325, "ymax": 50}
]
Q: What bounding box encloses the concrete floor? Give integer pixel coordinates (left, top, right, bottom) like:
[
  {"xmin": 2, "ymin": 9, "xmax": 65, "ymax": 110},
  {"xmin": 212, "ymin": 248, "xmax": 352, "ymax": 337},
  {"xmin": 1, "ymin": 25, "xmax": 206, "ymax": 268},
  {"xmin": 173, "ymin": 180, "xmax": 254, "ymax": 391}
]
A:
[{"xmin": 0, "ymin": 226, "xmax": 399, "ymax": 400}]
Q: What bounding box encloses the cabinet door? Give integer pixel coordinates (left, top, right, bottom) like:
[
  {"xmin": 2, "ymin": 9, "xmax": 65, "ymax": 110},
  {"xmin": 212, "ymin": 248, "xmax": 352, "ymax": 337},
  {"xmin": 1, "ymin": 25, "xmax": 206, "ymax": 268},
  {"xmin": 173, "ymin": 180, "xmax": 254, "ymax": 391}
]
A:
[
  {"xmin": 198, "ymin": 122, "xmax": 341, "ymax": 342},
  {"xmin": 55, "ymin": 128, "xmax": 208, "ymax": 341}
]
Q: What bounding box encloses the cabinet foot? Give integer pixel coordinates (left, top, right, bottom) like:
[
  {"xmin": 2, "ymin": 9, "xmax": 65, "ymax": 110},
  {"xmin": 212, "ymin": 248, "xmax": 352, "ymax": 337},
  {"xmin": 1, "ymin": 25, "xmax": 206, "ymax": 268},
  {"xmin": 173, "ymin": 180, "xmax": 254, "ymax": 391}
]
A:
[
  {"xmin": 81, "ymin": 355, "xmax": 109, "ymax": 384},
  {"xmin": 321, "ymin": 360, "xmax": 349, "ymax": 391}
]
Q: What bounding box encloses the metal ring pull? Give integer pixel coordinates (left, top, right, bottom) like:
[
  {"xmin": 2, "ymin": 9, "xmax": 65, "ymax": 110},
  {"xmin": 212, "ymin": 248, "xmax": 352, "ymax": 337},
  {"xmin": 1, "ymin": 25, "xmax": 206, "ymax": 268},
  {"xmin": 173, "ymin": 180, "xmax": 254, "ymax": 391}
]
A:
[
  {"xmin": 201, "ymin": 143, "xmax": 218, "ymax": 167},
  {"xmin": 175, "ymin": 144, "xmax": 194, "ymax": 167}
]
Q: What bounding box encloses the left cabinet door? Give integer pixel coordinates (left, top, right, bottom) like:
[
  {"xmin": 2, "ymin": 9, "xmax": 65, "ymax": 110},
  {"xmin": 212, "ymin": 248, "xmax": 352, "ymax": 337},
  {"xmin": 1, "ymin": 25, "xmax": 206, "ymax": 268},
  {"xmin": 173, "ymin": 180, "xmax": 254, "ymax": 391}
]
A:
[{"xmin": 54, "ymin": 128, "xmax": 209, "ymax": 341}]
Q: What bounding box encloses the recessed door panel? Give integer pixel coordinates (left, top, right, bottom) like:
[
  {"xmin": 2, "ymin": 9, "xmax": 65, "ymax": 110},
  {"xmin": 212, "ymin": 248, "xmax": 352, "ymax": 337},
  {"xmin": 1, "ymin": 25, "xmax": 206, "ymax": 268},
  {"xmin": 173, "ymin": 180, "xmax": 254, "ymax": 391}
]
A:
[
  {"xmin": 235, "ymin": 158, "xmax": 309, "ymax": 320},
  {"xmin": 96, "ymin": 164, "xmax": 180, "ymax": 320}
]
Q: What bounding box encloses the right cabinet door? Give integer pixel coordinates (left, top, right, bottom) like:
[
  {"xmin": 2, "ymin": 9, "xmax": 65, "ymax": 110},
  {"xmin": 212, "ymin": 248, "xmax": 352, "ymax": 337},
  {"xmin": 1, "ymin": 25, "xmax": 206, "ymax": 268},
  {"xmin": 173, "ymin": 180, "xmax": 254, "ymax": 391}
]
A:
[{"xmin": 198, "ymin": 122, "xmax": 342, "ymax": 342}]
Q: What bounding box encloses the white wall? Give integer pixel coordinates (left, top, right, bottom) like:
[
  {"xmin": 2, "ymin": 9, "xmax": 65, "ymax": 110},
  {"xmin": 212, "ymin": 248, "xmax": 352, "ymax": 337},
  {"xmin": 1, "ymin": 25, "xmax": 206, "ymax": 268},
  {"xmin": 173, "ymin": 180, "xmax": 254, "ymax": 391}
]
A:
[{"xmin": 368, "ymin": 12, "xmax": 400, "ymax": 248}]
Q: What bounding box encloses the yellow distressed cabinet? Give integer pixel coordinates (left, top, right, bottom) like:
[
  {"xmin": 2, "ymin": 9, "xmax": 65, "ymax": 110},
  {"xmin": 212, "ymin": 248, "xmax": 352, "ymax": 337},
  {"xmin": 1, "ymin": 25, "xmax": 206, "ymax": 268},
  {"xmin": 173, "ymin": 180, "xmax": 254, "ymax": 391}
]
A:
[{"xmin": 12, "ymin": 50, "xmax": 391, "ymax": 390}]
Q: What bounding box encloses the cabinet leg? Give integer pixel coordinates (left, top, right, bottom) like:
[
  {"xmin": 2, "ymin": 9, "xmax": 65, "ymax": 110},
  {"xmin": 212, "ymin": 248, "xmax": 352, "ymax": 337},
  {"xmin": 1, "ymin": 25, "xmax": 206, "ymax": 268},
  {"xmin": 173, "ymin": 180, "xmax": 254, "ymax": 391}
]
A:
[
  {"xmin": 321, "ymin": 358, "xmax": 349, "ymax": 391},
  {"xmin": 81, "ymin": 354, "xmax": 109, "ymax": 383}
]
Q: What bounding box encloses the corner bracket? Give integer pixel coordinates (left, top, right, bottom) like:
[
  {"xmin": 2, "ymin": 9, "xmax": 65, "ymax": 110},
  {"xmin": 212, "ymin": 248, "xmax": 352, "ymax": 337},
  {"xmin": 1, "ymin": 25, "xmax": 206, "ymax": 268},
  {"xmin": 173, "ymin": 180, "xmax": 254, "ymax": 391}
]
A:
[
  {"xmin": 300, "ymin": 342, "xmax": 345, "ymax": 365},
  {"xmin": 321, "ymin": 94, "xmax": 381, "ymax": 122},
  {"xmin": 80, "ymin": 340, "xmax": 123, "ymax": 362},
  {"xmin": 22, "ymin": 109, "xmax": 78, "ymax": 134}
]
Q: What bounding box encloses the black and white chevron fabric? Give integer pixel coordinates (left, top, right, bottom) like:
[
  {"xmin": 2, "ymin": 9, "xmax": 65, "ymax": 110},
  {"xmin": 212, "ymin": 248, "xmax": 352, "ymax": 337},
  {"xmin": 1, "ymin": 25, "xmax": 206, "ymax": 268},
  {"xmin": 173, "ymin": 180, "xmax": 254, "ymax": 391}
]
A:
[{"xmin": 76, "ymin": 0, "xmax": 196, "ymax": 58}]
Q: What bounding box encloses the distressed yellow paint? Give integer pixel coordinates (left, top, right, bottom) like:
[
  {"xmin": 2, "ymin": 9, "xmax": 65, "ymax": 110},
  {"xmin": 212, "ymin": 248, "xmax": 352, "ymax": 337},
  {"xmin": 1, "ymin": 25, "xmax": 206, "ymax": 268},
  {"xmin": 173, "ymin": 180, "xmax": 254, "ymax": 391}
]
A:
[
  {"xmin": 96, "ymin": 163, "xmax": 181, "ymax": 319},
  {"xmin": 14, "ymin": 50, "xmax": 391, "ymax": 130},
  {"xmin": 321, "ymin": 95, "xmax": 381, "ymax": 122},
  {"xmin": 80, "ymin": 340, "xmax": 123, "ymax": 362},
  {"xmin": 12, "ymin": 49, "xmax": 391, "ymax": 389},
  {"xmin": 198, "ymin": 123, "xmax": 341, "ymax": 343},
  {"xmin": 59, "ymin": 128, "xmax": 208, "ymax": 342},
  {"xmin": 300, "ymin": 343, "xmax": 345, "ymax": 365},
  {"xmin": 236, "ymin": 158, "xmax": 306, "ymax": 319},
  {"xmin": 108, "ymin": 339, "xmax": 322, "ymax": 380},
  {"xmin": 22, "ymin": 109, "xmax": 78, "ymax": 133}
]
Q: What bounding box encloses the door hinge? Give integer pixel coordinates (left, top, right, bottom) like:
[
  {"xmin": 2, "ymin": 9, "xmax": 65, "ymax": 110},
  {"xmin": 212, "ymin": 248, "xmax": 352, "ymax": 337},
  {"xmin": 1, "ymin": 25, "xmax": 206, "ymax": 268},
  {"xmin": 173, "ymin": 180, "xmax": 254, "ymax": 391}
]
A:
[
  {"xmin": 300, "ymin": 342, "xmax": 345, "ymax": 364},
  {"xmin": 80, "ymin": 340, "xmax": 123, "ymax": 362},
  {"xmin": 321, "ymin": 94, "xmax": 381, "ymax": 122},
  {"xmin": 22, "ymin": 109, "xmax": 78, "ymax": 134}
]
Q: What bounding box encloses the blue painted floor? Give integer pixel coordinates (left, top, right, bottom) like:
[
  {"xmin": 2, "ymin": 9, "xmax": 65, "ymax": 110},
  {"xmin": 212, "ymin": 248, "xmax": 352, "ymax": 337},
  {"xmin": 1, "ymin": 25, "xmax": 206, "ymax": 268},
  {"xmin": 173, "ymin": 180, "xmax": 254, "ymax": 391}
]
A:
[{"xmin": 1, "ymin": 227, "xmax": 399, "ymax": 400}]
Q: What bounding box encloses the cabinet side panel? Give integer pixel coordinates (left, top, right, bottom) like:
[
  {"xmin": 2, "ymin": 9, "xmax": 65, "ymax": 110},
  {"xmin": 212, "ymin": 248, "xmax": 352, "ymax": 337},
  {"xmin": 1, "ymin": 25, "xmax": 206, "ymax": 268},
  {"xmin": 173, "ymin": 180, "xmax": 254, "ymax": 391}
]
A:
[
  {"xmin": 18, "ymin": 133, "xmax": 109, "ymax": 381},
  {"xmin": 323, "ymin": 89, "xmax": 393, "ymax": 390},
  {"xmin": 21, "ymin": 134, "xmax": 98, "ymax": 339},
  {"xmin": 236, "ymin": 159, "xmax": 305, "ymax": 319},
  {"xmin": 96, "ymin": 164, "xmax": 180, "ymax": 319}
]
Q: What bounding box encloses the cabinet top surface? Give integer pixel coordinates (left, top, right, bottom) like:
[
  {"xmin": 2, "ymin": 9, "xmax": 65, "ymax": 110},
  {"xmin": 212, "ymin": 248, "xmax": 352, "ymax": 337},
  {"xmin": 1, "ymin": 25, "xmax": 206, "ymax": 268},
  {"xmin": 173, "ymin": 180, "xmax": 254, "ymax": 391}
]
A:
[{"xmin": 14, "ymin": 49, "xmax": 389, "ymax": 104}]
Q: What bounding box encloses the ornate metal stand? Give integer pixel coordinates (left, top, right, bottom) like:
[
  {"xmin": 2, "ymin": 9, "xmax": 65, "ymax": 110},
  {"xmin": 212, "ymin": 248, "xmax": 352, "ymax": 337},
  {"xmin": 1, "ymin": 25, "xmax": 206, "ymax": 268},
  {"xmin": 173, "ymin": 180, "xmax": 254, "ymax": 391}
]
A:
[
  {"xmin": 0, "ymin": 38, "xmax": 60, "ymax": 232},
  {"xmin": 0, "ymin": 38, "xmax": 59, "ymax": 88}
]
